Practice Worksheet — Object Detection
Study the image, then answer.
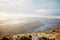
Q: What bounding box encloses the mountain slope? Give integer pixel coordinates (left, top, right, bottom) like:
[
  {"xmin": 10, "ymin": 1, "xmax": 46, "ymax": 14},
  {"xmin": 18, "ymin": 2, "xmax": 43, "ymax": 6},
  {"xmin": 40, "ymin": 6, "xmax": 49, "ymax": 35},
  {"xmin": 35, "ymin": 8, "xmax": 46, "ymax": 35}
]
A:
[{"xmin": 0, "ymin": 21, "xmax": 43, "ymax": 36}]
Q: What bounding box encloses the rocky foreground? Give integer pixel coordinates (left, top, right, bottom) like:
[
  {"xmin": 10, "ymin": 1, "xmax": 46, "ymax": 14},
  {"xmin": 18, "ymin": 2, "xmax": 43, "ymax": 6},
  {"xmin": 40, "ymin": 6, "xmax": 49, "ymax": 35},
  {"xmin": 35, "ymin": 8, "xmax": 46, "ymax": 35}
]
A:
[
  {"xmin": 0, "ymin": 27, "xmax": 60, "ymax": 40},
  {"xmin": 0, "ymin": 25, "xmax": 60, "ymax": 40}
]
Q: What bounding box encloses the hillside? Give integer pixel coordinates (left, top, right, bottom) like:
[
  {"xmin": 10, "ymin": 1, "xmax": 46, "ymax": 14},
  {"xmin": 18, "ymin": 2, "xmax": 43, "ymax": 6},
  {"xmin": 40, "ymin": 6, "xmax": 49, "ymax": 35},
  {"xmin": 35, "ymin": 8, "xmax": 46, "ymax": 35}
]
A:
[{"xmin": 0, "ymin": 21, "xmax": 43, "ymax": 37}]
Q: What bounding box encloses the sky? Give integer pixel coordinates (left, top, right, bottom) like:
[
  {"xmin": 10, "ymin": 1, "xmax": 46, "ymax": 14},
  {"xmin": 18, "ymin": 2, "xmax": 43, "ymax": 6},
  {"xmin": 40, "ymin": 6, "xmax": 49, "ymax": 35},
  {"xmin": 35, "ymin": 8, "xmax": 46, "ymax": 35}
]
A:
[
  {"xmin": 0, "ymin": 0, "xmax": 60, "ymax": 19},
  {"xmin": 0, "ymin": 0, "xmax": 60, "ymax": 35}
]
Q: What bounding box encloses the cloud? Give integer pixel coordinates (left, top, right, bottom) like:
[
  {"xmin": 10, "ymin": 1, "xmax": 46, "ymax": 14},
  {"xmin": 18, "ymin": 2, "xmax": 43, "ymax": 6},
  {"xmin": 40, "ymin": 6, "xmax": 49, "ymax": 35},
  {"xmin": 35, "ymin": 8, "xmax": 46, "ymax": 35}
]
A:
[
  {"xmin": 0, "ymin": 12, "xmax": 60, "ymax": 25},
  {"xmin": 33, "ymin": 0, "xmax": 60, "ymax": 16},
  {"xmin": 34, "ymin": 9, "xmax": 52, "ymax": 15},
  {"xmin": 0, "ymin": 12, "xmax": 60, "ymax": 19},
  {"xmin": 34, "ymin": 9, "xmax": 60, "ymax": 15},
  {"xmin": 0, "ymin": 0, "xmax": 59, "ymax": 18},
  {"xmin": 0, "ymin": 0, "xmax": 33, "ymax": 13}
]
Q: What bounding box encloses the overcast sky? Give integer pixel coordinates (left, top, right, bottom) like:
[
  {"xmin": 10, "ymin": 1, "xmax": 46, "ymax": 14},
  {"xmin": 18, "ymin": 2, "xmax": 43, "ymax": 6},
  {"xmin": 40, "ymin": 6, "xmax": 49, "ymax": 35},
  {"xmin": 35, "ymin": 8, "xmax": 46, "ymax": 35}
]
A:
[{"xmin": 0, "ymin": 0, "xmax": 60, "ymax": 18}]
